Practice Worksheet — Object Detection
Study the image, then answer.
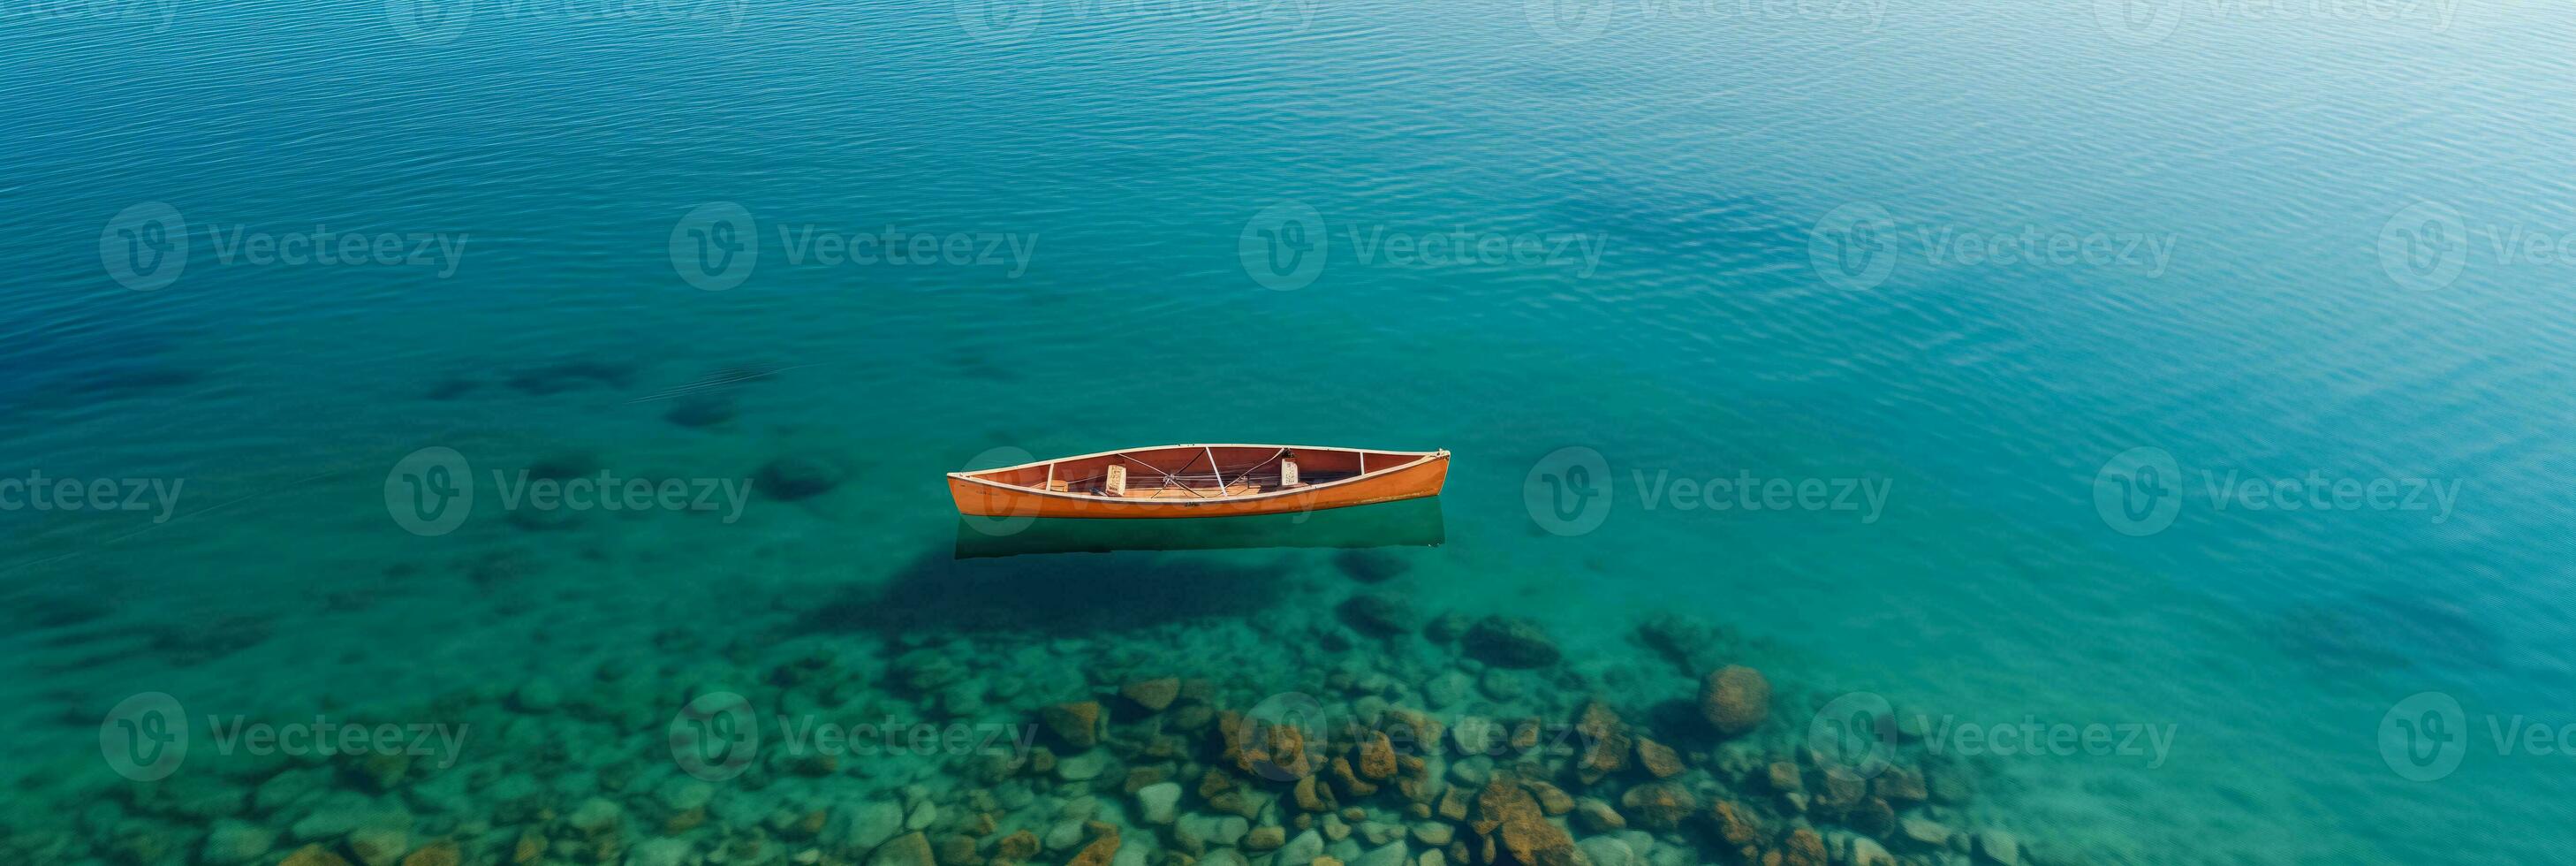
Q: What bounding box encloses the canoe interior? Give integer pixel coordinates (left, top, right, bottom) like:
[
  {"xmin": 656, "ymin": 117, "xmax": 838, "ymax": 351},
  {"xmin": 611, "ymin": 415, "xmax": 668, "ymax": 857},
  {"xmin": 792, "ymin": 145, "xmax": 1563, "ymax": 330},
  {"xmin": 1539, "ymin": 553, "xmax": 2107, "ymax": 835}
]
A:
[{"xmin": 964, "ymin": 445, "xmax": 1425, "ymax": 501}]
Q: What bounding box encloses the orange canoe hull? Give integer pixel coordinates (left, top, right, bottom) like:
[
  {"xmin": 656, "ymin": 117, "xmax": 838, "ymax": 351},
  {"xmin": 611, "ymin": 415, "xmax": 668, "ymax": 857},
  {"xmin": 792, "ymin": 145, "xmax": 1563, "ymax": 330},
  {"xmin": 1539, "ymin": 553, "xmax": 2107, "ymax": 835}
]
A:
[{"xmin": 949, "ymin": 445, "xmax": 1448, "ymax": 519}]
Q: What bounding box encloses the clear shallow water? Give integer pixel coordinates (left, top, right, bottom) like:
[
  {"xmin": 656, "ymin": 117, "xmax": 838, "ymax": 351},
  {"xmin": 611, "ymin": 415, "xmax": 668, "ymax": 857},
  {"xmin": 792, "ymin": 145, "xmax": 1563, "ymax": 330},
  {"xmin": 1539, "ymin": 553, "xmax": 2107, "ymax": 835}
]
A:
[{"xmin": 5, "ymin": 1, "xmax": 2575, "ymax": 864}]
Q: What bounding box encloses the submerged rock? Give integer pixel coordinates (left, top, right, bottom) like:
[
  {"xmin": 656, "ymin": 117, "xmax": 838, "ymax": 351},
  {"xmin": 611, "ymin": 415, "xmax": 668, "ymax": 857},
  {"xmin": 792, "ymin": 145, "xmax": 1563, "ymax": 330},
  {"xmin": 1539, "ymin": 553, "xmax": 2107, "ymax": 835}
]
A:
[
  {"xmin": 1424, "ymin": 670, "xmax": 1472, "ymax": 709},
  {"xmin": 1930, "ymin": 765, "xmax": 1977, "ymax": 805},
  {"xmin": 1057, "ymin": 750, "xmax": 1110, "ymax": 782},
  {"xmin": 1462, "ymin": 617, "xmax": 1560, "ymax": 668},
  {"xmin": 1280, "ymin": 829, "xmax": 1325, "ymax": 865},
  {"xmin": 1450, "ymin": 716, "xmax": 1503, "ymax": 756},
  {"xmin": 525, "ymin": 452, "xmax": 602, "ymax": 481},
  {"xmin": 1635, "ymin": 612, "xmax": 1732, "ymax": 674},
  {"xmin": 1766, "ymin": 762, "xmax": 1801, "ymax": 794},
  {"xmin": 1353, "ymin": 842, "xmax": 1408, "ymax": 866},
  {"xmin": 566, "ymin": 798, "xmax": 623, "ymax": 835},
  {"xmin": 1849, "ymin": 796, "xmax": 1896, "ymax": 837},
  {"xmin": 279, "ymin": 845, "xmax": 352, "ymax": 866},
  {"xmin": 893, "ymin": 648, "xmax": 966, "ymax": 692},
  {"xmin": 664, "ymin": 392, "xmax": 739, "ymax": 428},
  {"xmin": 1334, "ymin": 550, "xmax": 1409, "ymax": 584},
  {"xmin": 1357, "ymin": 732, "xmax": 1399, "ymax": 780},
  {"xmin": 1179, "ymin": 813, "xmax": 1250, "ymax": 847},
  {"xmin": 1223, "ymin": 710, "xmax": 1315, "ymax": 780},
  {"xmin": 1337, "ymin": 593, "xmax": 1417, "ymax": 636},
  {"xmin": 1527, "ymin": 779, "xmax": 1574, "ymax": 816},
  {"xmin": 996, "ymin": 831, "xmax": 1042, "ymax": 862},
  {"xmin": 936, "ymin": 834, "xmax": 980, "ymax": 866},
  {"xmin": 1697, "ymin": 665, "xmax": 1769, "ymax": 735},
  {"xmin": 1974, "ymin": 831, "xmax": 2021, "ymax": 866},
  {"xmin": 400, "ymin": 840, "xmax": 459, "ymax": 866},
  {"xmin": 1042, "ymin": 702, "xmax": 1102, "ymax": 748},
  {"xmin": 627, "ymin": 839, "xmax": 691, "ymax": 866},
  {"xmin": 1847, "ymin": 837, "xmax": 1897, "ymax": 866},
  {"xmin": 1815, "ymin": 767, "xmax": 1866, "ymax": 812},
  {"xmin": 287, "ymin": 801, "xmax": 370, "ymax": 842},
  {"xmin": 1710, "ymin": 801, "xmax": 1763, "ymax": 853},
  {"xmin": 1873, "ymin": 766, "xmax": 1928, "ymax": 803},
  {"xmin": 346, "ymin": 826, "xmax": 406, "ymax": 866},
  {"xmin": 1618, "ymin": 782, "xmax": 1696, "ymax": 832},
  {"xmin": 757, "ymin": 455, "xmax": 846, "ymax": 500},
  {"xmin": 1044, "ymin": 821, "xmax": 1087, "ymax": 852},
  {"xmin": 200, "ymin": 821, "xmax": 272, "ymax": 865},
  {"xmin": 505, "ymin": 504, "xmax": 582, "ymax": 532},
  {"xmin": 1473, "ymin": 776, "xmax": 1580, "ymax": 866},
  {"xmin": 1899, "ymin": 816, "xmax": 1951, "ymax": 848},
  {"xmin": 1578, "ymin": 836, "xmax": 1637, "ymax": 866},
  {"xmin": 148, "ymin": 612, "xmax": 272, "ymax": 665},
  {"xmin": 656, "ymin": 779, "xmax": 713, "ymax": 814},
  {"xmin": 1572, "ymin": 798, "xmax": 1624, "ymax": 833},
  {"xmin": 1573, "ymin": 700, "xmax": 1631, "ymax": 784},
  {"xmin": 1778, "ymin": 829, "xmax": 1828, "ymax": 866},
  {"xmin": 874, "ymin": 832, "xmax": 938, "ymax": 866},
  {"xmin": 505, "ymin": 359, "xmax": 636, "ymax": 394},
  {"xmin": 1634, "ymin": 738, "xmax": 1684, "ymax": 779},
  {"xmin": 835, "ymin": 800, "xmax": 906, "ymax": 851},
  {"xmin": 1122, "ymin": 678, "xmax": 1181, "ymax": 712},
  {"xmin": 1136, "ymin": 783, "xmax": 1182, "ymax": 824}
]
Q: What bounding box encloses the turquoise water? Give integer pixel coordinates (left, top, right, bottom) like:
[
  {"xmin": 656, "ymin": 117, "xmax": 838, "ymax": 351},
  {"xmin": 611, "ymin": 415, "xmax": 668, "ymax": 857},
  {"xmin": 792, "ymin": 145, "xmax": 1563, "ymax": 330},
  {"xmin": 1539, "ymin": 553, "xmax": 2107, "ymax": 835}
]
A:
[{"xmin": 6, "ymin": 1, "xmax": 2575, "ymax": 864}]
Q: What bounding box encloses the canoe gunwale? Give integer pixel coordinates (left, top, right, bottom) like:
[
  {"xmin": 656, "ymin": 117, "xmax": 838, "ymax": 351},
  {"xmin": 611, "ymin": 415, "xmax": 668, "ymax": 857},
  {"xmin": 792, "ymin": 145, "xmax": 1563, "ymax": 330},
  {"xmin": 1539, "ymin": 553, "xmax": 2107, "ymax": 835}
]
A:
[{"xmin": 947, "ymin": 444, "xmax": 1446, "ymax": 507}]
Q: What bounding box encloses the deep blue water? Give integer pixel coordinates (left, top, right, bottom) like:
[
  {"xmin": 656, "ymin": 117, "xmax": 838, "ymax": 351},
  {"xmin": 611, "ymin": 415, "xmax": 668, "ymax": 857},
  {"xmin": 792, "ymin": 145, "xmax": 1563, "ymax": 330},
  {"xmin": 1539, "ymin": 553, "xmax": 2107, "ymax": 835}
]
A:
[{"xmin": 4, "ymin": 1, "xmax": 2573, "ymax": 863}]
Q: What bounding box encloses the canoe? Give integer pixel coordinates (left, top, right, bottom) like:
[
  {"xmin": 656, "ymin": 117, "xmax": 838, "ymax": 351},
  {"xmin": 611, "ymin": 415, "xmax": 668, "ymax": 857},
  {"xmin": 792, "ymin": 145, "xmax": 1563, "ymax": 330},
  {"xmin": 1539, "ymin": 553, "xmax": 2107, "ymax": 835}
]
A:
[{"xmin": 948, "ymin": 444, "xmax": 1448, "ymax": 519}]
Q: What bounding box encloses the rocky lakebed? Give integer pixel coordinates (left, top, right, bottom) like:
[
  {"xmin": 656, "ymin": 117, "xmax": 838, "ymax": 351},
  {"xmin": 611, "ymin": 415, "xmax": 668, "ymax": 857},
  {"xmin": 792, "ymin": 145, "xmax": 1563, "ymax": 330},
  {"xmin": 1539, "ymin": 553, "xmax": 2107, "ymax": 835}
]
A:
[{"xmin": 4, "ymin": 552, "xmax": 2072, "ymax": 866}]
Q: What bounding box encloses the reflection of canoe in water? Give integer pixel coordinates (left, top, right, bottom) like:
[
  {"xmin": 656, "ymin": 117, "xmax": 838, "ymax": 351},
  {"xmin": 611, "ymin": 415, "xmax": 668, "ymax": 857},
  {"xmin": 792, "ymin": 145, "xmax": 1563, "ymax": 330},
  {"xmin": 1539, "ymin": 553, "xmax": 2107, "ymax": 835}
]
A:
[
  {"xmin": 954, "ymin": 496, "xmax": 1444, "ymax": 558},
  {"xmin": 947, "ymin": 444, "xmax": 1447, "ymax": 519}
]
